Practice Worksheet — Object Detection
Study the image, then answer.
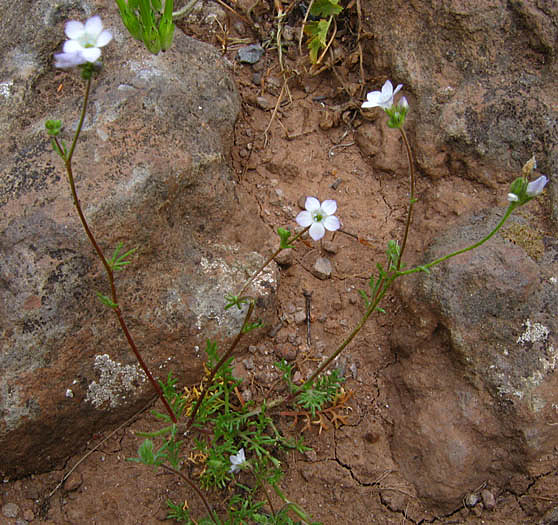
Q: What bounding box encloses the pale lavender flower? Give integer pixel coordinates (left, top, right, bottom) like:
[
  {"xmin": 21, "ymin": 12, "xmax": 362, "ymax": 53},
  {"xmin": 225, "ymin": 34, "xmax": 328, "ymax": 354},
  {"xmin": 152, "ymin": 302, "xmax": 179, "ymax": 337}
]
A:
[
  {"xmin": 229, "ymin": 448, "xmax": 246, "ymax": 473},
  {"xmin": 362, "ymin": 80, "xmax": 403, "ymax": 110},
  {"xmin": 54, "ymin": 15, "xmax": 112, "ymax": 68},
  {"xmin": 526, "ymin": 175, "xmax": 548, "ymax": 197},
  {"xmin": 296, "ymin": 197, "xmax": 340, "ymax": 241}
]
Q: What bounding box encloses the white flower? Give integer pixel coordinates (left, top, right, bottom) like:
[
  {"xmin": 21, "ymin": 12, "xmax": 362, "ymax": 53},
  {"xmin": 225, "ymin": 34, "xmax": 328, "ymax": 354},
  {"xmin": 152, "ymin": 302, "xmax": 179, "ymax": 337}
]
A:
[
  {"xmin": 399, "ymin": 96, "xmax": 409, "ymax": 110},
  {"xmin": 54, "ymin": 15, "xmax": 112, "ymax": 68},
  {"xmin": 507, "ymin": 193, "xmax": 520, "ymax": 202},
  {"xmin": 296, "ymin": 197, "xmax": 340, "ymax": 241},
  {"xmin": 526, "ymin": 175, "xmax": 548, "ymax": 197},
  {"xmin": 362, "ymin": 80, "xmax": 403, "ymax": 110},
  {"xmin": 229, "ymin": 448, "xmax": 246, "ymax": 473}
]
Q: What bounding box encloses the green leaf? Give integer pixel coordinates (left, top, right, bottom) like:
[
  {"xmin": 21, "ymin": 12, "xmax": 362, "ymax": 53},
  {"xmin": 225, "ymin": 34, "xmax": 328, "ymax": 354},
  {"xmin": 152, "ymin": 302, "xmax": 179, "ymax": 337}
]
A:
[
  {"xmin": 96, "ymin": 292, "xmax": 118, "ymax": 309},
  {"xmin": 304, "ymin": 19, "xmax": 331, "ymax": 63},
  {"xmin": 310, "ymin": 0, "xmax": 343, "ymax": 17}
]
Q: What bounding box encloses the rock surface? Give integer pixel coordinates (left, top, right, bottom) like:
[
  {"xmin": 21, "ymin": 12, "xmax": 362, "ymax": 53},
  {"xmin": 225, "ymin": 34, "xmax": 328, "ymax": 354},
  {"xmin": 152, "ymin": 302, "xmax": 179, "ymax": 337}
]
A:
[
  {"xmin": 390, "ymin": 208, "xmax": 558, "ymax": 511},
  {"xmin": 359, "ymin": 0, "xmax": 557, "ymax": 219},
  {"xmin": 0, "ymin": 2, "xmax": 274, "ymax": 478}
]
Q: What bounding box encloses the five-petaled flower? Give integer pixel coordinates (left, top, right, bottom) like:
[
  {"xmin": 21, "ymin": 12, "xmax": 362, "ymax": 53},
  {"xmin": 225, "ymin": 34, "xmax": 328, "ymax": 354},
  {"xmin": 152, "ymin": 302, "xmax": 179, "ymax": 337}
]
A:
[
  {"xmin": 54, "ymin": 15, "xmax": 112, "ymax": 68},
  {"xmin": 362, "ymin": 80, "xmax": 403, "ymax": 110},
  {"xmin": 229, "ymin": 448, "xmax": 246, "ymax": 474},
  {"xmin": 296, "ymin": 197, "xmax": 340, "ymax": 241}
]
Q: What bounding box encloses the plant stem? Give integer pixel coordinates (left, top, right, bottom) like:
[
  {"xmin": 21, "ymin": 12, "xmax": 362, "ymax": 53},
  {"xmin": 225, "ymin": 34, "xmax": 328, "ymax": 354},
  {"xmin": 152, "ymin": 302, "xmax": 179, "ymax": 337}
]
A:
[
  {"xmin": 57, "ymin": 77, "xmax": 176, "ymax": 423},
  {"xmin": 159, "ymin": 464, "xmax": 219, "ymax": 524},
  {"xmin": 397, "ymin": 204, "xmax": 516, "ymax": 278},
  {"xmin": 291, "ymin": 274, "xmax": 394, "ymax": 397},
  {"xmin": 186, "ymin": 300, "xmax": 255, "ymax": 429},
  {"xmin": 396, "ymin": 127, "xmax": 416, "ymax": 270},
  {"xmin": 238, "ymin": 226, "xmax": 309, "ymax": 297}
]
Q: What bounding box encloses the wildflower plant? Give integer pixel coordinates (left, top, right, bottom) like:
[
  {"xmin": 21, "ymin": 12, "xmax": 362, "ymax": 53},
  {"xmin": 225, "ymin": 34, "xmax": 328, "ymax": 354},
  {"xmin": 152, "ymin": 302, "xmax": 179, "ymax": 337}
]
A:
[{"xmin": 45, "ymin": 9, "xmax": 549, "ymax": 524}]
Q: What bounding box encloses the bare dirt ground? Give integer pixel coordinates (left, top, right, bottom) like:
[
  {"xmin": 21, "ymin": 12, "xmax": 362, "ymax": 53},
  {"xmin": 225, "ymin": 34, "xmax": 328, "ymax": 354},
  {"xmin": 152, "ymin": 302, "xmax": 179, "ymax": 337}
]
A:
[{"xmin": 2, "ymin": 4, "xmax": 556, "ymax": 525}]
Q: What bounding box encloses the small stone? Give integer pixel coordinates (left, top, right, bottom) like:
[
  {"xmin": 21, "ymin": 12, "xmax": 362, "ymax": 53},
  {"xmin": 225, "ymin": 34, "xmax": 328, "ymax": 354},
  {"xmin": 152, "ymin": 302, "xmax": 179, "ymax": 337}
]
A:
[
  {"xmin": 2, "ymin": 502, "xmax": 20, "ymax": 518},
  {"xmin": 481, "ymin": 489, "xmax": 496, "ymax": 510},
  {"xmin": 319, "ymin": 110, "xmax": 336, "ymax": 130},
  {"xmin": 275, "ymin": 248, "xmax": 294, "ymax": 267},
  {"xmin": 64, "ymin": 471, "xmax": 83, "ymax": 492},
  {"xmin": 311, "ymin": 257, "xmax": 332, "ymax": 280},
  {"xmin": 293, "ymin": 371, "xmax": 303, "ymax": 383},
  {"xmin": 248, "ymin": 345, "xmax": 257, "ymax": 354},
  {"xmin": 322, "ymin": 240, "xmax": 338, "ymax": 254},
  {"xmin": 297, "ymin": 196, "xmax": 307, "ymax": 209},
  {"xmin": 22, "ymin": 509, "xmax": 34, "ymax": 521},
  {"xmin": 294, "ymin": 311, "xmax": 307, "ymax": 325},
  {"xmin": 242, "ymin": 357, "xmax": 255, "ymax": 370},
  {"xmin": 282, "ymin": 25, "xmax": 295, "ymax": 41},
  {"xmin": 15, "ymin": 519, "xmax": 29, "ymax": 525},
  {"xmin": 276, "ymin": 345, "xmax": 297, "ymax": 361},
  {"xmin": 241, "ymin": 388, "xmax": 252, "ymax": 402},
  {"xmin": 304, "ymin": 449, "xmax": 317, "ymax": 462},
  {"xmin": 465, "ymin": 493, "xmax": 480, "ymax": 507},
  {"xmin": 256, "ymin": 95, "xmax": 274, "ymax": 110},
  {"xmin": 237, "ymin": 44, "xmax": 265, "ymax": 64}
]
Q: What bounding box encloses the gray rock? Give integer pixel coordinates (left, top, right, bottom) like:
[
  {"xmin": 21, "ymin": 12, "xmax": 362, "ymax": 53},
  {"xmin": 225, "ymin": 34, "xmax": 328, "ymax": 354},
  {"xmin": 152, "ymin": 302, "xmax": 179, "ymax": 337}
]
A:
[
  {"xmin": 2, "ymin": 503, "xmax": 19, "ymax": 518},
  {"xmin": 359, "ymin": 0, "xmax": 557, "ymax": 224},
  {"xmin": 390, "ymin": 208, "xmax": 558, "ymax": 511},
  {"xmin": 311, "ymin": 257, "xmax": 332, "ymax": 280},
  {"xmin": 481, "ymin": 489, "xmax": 496, "ymax": 511},
  {"xmin": 236, "ymin": 44, "xmax": 265, "ymax": 64},
  {"xmin": 0, "ymin": 4, "xmax": 275, "ymax": 478}
]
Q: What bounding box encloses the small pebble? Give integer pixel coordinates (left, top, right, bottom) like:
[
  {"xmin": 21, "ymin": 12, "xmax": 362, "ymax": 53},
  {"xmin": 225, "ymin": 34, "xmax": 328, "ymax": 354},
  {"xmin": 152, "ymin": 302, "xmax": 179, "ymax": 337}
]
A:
[
  {"xmin": 64, "ymin": 471, "xmax": 83, "ymax": 492},
  {"xmin": 294, "ymin": 311, "xmax": 307, "ymax": 325},
  {"xmin": 322, "ymin": 240, "xmax": 338, "ymax": 254},
  {"xmin": 465, "ymin": 492, "xmax": 480, "ymax": 507},
  {"xmin": 293, "ymin": 371, "xmax": 303, "ymax": 383},
  {"xmin": 311, "ymin": 257, "xmax": 332, "ymax": 280},
  {"xmin": 481, "ymin": 489, "xmax": 496, "ymax": 510},
  {"xmin": 2, "ymin": 502, "xmax": 20, "ymax": 518},
  {"xmin": 275, "ymin": 248, "xmax": 293, "ymax": 267},
  {"xmin": 237, "ymin": 43, "xmax": 264, "ymax": 64},
  {"xmin": 22, "ymin": 509, "xmax": 35, "ymax": 521},
  {"xmin": 242, "ymin": 357, "xmax": 255, "ymax": 370},
  {"xmin": 256, "ymin": 95, "xmax": 274, "ymax": 110},
  {"xmin": 304, "ymin": 449, "xmax": 318, "ymax": 462},
  {"xmin": 276, "ymin": 345, "xmax": 297, "ymax": 361}
]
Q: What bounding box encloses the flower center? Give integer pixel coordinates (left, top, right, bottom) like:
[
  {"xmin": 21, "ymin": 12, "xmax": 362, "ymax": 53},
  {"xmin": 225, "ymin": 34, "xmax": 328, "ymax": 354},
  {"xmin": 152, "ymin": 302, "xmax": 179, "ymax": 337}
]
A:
[{"xmin": 312, "ymin": 210, "xmax": 324, "ymax": 222}]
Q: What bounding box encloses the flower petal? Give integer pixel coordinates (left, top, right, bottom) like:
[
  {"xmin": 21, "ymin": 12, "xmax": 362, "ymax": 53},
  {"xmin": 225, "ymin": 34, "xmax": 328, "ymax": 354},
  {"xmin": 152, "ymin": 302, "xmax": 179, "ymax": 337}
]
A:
[
  {"xmin": 507, "ymin": 193, "xmax": 519, "ymax": 202},
  {"xmin": 309, "ymin": 222, "xmax": 325, "ymax": 241},
  {"xmin": 362, "ymin": 91, "xmax": 382, "ymax": 108},
  {"xmin": 321, "ymin": 199, "xmax": 337, "ymax": 215},
  {"xmin": 323, "ymin": 215, "xmax": 340, "ymax": 231},
  {"xmin": 526, "ymin": 175, "xmax": 548, "ymax": 197},
  {"xmin": 296, "ymin": 210, "xmax": 313, "ymax": 227},
  {"xmin": 96, "ymin": 29, "xmax": 113, "ymax": 47},
  {"xmin": 81, "ymin": 47, "xmax": 101, "ymax": 62},
  {"xmin": 381, "ymin": 80, "xmax": 393, "ymax": 97},
  {"xmin": 392, "ymin": 83, "xmax": 403, "ymax": 97},
  {"xmin": 63, "ymin": 40, "xmax": 84, "ymax": 53},
  {"xmin": 65, "ymin": 20, "xmax": 84, "ymax": 39},
  {"xmin": 54, "ymin": 51, "xmax": 86, "ymax": 68},
  {"xmin": 305, "ymin": 196, "xmax": 320, "ymax": 212},
  {"xmin": 85, "ymin": 15, "xmax": 103, "ymax": 37}
]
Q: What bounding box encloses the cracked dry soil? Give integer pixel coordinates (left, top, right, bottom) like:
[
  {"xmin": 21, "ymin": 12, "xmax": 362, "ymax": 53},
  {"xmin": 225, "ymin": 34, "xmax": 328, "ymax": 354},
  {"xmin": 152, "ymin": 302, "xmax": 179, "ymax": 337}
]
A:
[{"xmin": 3, "ymin": 9, "xmax": 558, "ymax": 525}]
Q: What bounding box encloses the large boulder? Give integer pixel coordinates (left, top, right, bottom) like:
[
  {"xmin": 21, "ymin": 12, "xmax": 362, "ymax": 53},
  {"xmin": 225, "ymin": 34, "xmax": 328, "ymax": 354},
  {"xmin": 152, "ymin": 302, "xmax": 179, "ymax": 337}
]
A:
[
  {"xmin": 358, "ymin": 0, "xmax": 557, "ymax": 218},
  {"xmin": 390, "ymin": 207, "xmax": 558, "ymax": 511},
  {"xmin": 0, "ymin": 1, "xmax": 274, "ymax": 478}
]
